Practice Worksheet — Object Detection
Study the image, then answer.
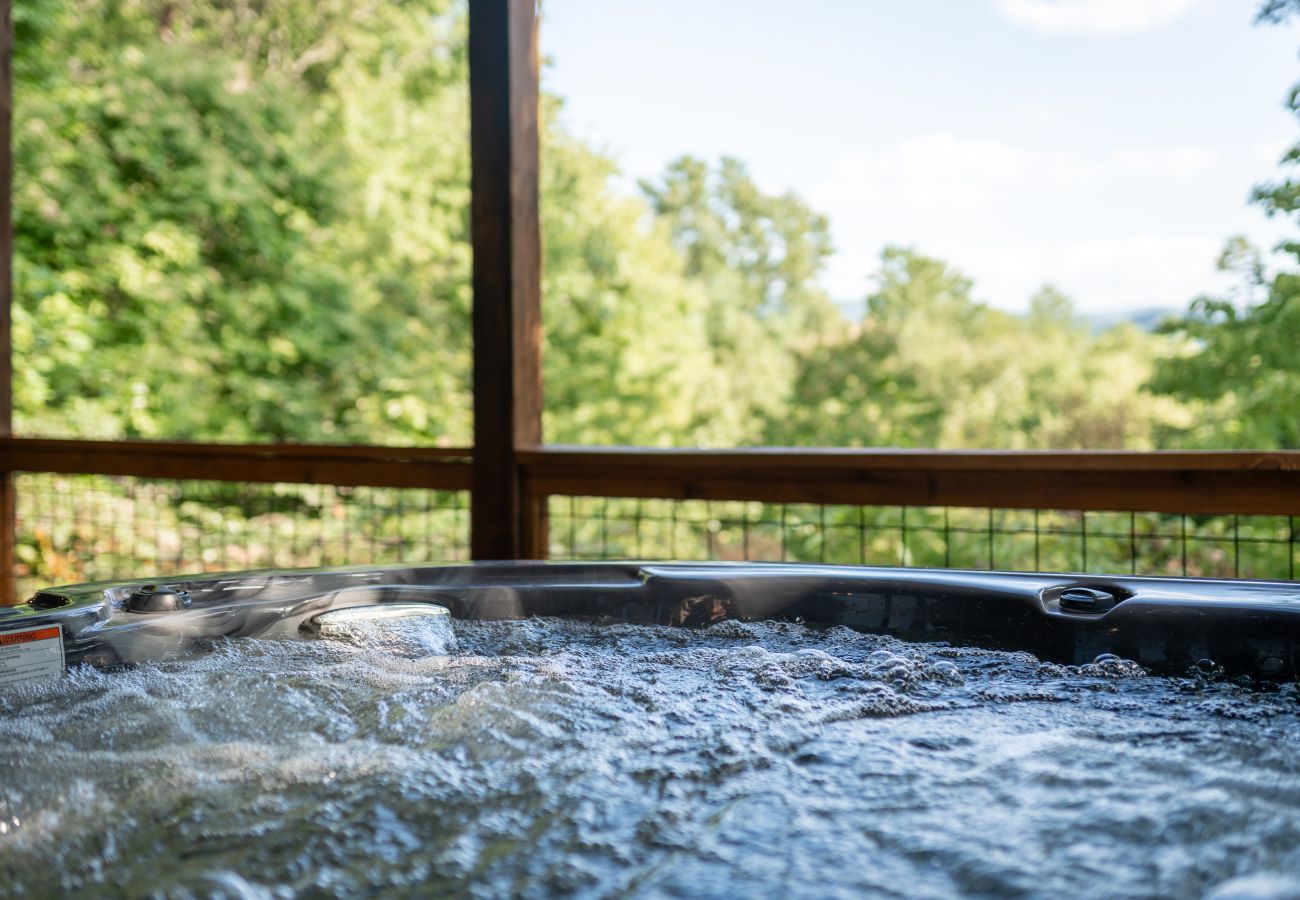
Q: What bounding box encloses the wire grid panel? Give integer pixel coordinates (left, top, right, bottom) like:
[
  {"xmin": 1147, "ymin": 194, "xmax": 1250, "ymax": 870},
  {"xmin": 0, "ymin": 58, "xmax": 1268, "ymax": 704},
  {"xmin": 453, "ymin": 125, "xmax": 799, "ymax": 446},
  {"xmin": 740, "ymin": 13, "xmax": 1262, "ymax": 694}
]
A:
[
  {"xmin": 15, "ymin": 473, "xmax": 469, "ymax": 598},
  {"xmin": 548, "ymin": 496, "xmax": 1298, "ymax": 581}
]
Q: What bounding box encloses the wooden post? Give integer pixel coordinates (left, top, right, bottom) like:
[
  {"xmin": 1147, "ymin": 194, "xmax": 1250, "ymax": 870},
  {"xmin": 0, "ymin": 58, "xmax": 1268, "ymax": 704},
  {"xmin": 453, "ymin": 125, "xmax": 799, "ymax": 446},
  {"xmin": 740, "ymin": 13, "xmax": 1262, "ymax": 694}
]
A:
[
  {"xmin": 468, "ymin": 0, "xmax": 545, "ymax": 559},
  {"xmin": 0, "ymin": 0, "xmax": 15, "ymax": 603}
]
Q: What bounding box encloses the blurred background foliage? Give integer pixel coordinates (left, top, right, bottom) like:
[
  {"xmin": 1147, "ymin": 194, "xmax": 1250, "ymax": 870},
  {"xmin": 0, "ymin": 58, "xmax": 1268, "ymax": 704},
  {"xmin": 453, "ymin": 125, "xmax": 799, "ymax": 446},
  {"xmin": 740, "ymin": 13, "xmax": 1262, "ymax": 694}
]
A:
[
  {"xmin": 18, "ymin": 0, "xmax": 1298, "ymax": 453},
  {"xmin": 9, "ymin": 0, "xmax": 1300, "ymax": 587}
]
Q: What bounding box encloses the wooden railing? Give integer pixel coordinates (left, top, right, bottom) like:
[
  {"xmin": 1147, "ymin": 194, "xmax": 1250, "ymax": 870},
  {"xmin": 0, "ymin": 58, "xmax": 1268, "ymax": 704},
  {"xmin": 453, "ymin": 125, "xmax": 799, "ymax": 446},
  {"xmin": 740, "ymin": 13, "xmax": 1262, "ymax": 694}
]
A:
[
  {"xmin": 0, "ymin": 439, "xmax": 472, "ymax": 490},
  {"xmin": 4, "ymin": 436, "xmax": 1299, "ymax": 601},
  {"xmin": 10, "ymin": 438, "xmax": 1297, "ymax": 514},
  {"xmin": 522, "ymin": 447, "xmax": 1300, "ymax": 516}
]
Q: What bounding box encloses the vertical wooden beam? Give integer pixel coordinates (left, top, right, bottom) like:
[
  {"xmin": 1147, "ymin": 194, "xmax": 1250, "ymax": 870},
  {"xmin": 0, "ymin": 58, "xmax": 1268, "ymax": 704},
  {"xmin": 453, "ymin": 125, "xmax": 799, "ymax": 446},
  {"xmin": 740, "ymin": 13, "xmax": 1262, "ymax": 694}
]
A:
[
  {"xmin": 469, "ymin": 0, "xmax": 544, "ymax": 559},
  {"xmin": 0, "ymin": 0, "xmax": 15, "ymax": 603}
]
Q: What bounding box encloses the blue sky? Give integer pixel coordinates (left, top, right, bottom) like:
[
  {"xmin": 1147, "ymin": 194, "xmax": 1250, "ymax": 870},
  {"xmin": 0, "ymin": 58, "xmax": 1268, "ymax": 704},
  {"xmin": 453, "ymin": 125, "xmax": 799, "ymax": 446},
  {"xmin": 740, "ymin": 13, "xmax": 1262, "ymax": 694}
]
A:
[{"xmin": 542, "ymin": 0, "xmax": 1300, "ymax": 314}]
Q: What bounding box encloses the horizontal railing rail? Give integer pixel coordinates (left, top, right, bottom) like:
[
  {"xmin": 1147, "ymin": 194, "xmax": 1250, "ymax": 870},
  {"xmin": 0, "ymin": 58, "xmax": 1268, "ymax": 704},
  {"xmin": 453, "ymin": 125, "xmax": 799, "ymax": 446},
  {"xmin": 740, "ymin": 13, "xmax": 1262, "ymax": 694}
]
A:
[
  {"xmin": 522, "ymin": 446, "xmax": 1300, "ymax": 516},
  {"xmin": 5, "ymin": 439, "xmax": 1300, "ymax": 516},
  {"xmin": 9, "ymin": 440, "xmax": 1300, "ymax": 516},
  {"xmin": 0, "ymin": 438, "xmax": 473, "ymax": 490}
]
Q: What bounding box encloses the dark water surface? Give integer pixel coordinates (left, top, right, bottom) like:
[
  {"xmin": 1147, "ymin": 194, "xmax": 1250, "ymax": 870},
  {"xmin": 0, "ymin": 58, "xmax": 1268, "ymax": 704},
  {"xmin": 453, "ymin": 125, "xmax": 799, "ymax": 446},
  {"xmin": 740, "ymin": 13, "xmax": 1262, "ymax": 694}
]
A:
[{"xmin": 3, "ymin": 616, "xmax": 1300, "ymax": 898}]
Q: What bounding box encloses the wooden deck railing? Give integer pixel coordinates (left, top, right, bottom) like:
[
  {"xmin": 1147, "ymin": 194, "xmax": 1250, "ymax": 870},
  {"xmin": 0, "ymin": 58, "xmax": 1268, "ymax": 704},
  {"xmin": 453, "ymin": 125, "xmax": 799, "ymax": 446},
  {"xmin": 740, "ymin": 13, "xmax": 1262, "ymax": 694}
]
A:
[
  {"xmin": 522, "ymin": 446, "xmax": 1300, "ymax": 516},
  {"xmin": 4, "ymin": 436, "xmax": 1298, "ymax": 601},
  {"xmin": 0, "ymin": 439, "xmax": 473, "ymax": 490},
  {"xmin": 8, "ymin": 438, "xmax": 1297, "ymax": 515}
]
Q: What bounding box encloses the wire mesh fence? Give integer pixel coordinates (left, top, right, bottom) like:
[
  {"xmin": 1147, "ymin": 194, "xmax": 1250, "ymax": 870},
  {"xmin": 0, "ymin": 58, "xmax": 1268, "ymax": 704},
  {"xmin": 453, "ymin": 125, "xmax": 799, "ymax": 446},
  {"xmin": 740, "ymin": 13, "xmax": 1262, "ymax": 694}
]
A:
[
  {"xmin": 15, "ymin": 473, "xmax": 470, "ymax": 599},
  {"xmin": 548, "ymin": 495, "xmax": 1299, "ymax": 581},
  {"xmin": 13, "ymin": 478, "xmax": 1298, "ymax": 599}
]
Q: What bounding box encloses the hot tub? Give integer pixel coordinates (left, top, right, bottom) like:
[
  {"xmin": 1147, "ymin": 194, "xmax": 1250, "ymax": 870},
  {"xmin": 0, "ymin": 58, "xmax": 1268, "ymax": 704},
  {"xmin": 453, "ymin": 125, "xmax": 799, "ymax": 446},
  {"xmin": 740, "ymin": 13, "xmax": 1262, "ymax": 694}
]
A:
[
  {"xmin": 5, "ymin": 562, "xmax": 1300, "ymax": 678},
  {"xmin": 2, "ymin": 563, "xmax": 1300, "ymax": 897}
]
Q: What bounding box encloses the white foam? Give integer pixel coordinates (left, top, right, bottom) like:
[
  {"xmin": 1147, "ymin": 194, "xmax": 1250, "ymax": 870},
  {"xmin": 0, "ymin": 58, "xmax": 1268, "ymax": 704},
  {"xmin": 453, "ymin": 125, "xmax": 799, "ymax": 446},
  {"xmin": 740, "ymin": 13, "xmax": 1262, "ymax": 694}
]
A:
[{"xmin": 1, "ymin": 618, "xmax": 1298, "ymax": 896}]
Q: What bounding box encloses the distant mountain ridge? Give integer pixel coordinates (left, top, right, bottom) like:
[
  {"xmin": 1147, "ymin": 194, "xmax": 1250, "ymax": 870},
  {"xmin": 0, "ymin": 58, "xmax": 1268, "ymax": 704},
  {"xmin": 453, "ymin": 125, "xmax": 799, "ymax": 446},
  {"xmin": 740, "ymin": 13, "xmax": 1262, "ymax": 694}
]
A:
[
  {"xmin": 1082, "ymin": 306, "xmax": 1179, "ymax": 333},
  {"xmin": 832, "ymin": 299, "xmax": 1179, "ymax": 332}
]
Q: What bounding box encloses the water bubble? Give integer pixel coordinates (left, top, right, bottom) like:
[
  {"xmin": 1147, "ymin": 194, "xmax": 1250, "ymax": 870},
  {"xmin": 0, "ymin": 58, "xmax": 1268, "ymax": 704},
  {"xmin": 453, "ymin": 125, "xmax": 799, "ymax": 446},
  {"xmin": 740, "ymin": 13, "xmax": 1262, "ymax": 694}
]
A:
[
  {"xmin": 1080, "ymin": 654, "xmax": 1146, "ymax": 679},
  {"xmin": 927, "ymin": 661, "xmax": 964, "ymax": 686},
  {"xmin": 1257, "ymin": 657, "xmax": 1287, "ymax": 678}
]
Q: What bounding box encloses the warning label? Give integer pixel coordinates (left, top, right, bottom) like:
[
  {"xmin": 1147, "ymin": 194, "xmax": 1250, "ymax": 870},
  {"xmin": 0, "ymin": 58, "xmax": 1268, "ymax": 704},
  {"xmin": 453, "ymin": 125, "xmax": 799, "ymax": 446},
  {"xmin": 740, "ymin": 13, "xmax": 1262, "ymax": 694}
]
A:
[{"xmin": 0, "ymin": 624, "xmax": 65, "ymax": 688}]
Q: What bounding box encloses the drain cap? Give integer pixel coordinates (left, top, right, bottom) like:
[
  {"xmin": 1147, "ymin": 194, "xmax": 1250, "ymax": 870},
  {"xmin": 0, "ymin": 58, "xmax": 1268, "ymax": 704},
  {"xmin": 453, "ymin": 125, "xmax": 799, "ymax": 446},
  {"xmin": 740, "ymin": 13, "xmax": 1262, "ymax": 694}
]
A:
[
  {"xmin": 126, "ymin": 584, "xmax": 192, "ymax": 613},
  {"xmin": 1058, "ymin": 586, "xmax": 1118, "ymax": 613}
]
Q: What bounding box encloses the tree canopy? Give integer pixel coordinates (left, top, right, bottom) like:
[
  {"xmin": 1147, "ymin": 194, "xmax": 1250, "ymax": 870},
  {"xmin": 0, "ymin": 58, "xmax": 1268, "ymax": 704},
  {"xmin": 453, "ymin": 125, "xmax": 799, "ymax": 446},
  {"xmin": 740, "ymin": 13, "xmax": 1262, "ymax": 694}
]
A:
[
  {"xmin": 1145, "ymin": 3, "xmax": 1300, "ymax": 449},
  {"xmin": 12, "ymin": 0, "xmax": 1295, "ymax": 453}
]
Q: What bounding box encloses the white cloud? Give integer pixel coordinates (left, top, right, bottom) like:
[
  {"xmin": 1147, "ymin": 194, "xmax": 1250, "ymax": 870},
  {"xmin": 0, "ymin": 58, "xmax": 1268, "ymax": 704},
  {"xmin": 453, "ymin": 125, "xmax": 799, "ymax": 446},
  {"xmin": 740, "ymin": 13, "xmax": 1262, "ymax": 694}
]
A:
[
  {"xmin": 1252, "ymin": 140, "xmax": 1290, "ymax": 169},
  {"xmin": 823, "ymin": 233, "xmax": 1231, "ymax": 314},
  {"xmin": 812, "ymin": 135, "xmax": 1093, "ymax": 214},
  {"xmin": 993, "ymin": 0, "xmax": 1205, "ymax": 35},
  {"xmin": 810, "ymin": 133, "xmax": 1218, "ymax": 216},
  {"xmin": 940, "ymin": 235, "xmax": 1226, "ymax": 311},
  {"xmin": 1111, "ymin": 147, "xmax": 1219, "ymax": 178},
  {"xmin": 810, "ymin": 132, "xmax": 1264, "ymax": 312}
]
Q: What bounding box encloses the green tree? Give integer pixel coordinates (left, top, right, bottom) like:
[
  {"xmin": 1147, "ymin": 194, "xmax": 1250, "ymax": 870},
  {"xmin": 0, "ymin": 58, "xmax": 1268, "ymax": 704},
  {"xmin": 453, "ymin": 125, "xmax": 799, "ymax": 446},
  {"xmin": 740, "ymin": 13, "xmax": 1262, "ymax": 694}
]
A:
[
  {"xmin": 15, "ymin": 0, "xmax": 1200, "ymax": 458},
  {"xmin": 640, "ymin": 157, "xmax": 842, "ymax": 444},
  {"xmin": 1148, "ymin": 2, "xmax": 1300, "ymax": 449},
  {"xmin": 16, "ymin": 2, "xmax": 838, "ymax": 450},
  {"xmin": 541, "ymin": 123, "xmax": 739, "ymax": 446},
  {"xmin": 14, "ymin": 0, "xmax": 475, "ymax": 444},
  {"xmin": 777, "ymin": 248, "xmax": 1188, "ymax": 449},
  {"xmin": 1150, "ymin": 238, "xmax": 1299, "ymax": 448}
]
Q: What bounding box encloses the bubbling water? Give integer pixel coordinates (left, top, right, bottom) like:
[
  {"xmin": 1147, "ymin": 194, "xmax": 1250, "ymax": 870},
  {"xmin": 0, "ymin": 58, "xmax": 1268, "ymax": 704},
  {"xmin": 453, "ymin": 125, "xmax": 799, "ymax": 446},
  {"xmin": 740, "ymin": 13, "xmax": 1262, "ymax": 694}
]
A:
[{"xmin": 2, "ymin": 617, "xmax": 1300, "ymax": 898}]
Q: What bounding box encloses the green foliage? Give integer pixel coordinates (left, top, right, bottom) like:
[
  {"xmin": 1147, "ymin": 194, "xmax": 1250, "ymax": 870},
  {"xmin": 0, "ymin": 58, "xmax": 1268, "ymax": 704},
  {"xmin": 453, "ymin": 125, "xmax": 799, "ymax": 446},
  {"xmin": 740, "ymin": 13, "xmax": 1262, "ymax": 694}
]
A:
[
  {"xmin": 776, "ymin": 248, "xmax": 1189, "ymax": 449},
  {"xmin": 16, "ymin": 0, "xmax": 473, "ymax": 444},
  {"xmin": 14, "ymin": 0, "xmax": 1273, "ymax": 462},
  {"xmin": 1147, "ymin": 4, "xmax": 1300, "ymax": 449},
  {"xmin": 540, "ymin": 127, "xmax": 734, "ymax": 446},
  {"xmin": 640, "ymin": 157, "xmax": 842, "ymax": 443},
  {"xmin": 1151, "ymin": 239, "xmax": 1300, "ymax": 447},
  {"xmin": 18, "ymin": 2, "xmax": 842, "ymax": 450}
]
